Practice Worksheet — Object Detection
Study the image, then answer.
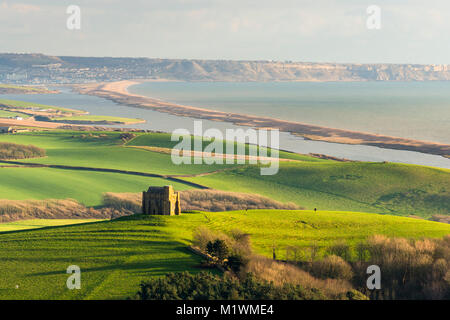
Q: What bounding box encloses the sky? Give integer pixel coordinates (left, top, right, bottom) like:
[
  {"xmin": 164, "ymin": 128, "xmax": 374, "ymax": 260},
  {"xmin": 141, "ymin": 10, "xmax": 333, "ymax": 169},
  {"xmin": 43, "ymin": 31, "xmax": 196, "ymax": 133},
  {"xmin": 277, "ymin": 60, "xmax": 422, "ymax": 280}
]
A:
[{"xmin": 0, "ymin": 0, "xmax": 449, "ymax": 64}]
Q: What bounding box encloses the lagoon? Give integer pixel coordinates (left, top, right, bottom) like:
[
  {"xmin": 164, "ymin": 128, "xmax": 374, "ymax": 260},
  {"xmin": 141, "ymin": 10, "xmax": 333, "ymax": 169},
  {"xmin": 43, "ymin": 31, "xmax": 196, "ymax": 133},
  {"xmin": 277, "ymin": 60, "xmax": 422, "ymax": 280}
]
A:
[{"xmin": 2, "ymin": 86, "xmax": 449, "ymax": 169}]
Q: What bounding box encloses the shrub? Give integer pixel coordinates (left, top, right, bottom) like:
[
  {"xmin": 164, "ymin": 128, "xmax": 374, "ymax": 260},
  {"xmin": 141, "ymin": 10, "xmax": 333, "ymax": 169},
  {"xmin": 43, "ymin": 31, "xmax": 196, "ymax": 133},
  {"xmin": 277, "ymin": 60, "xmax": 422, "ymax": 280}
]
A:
[
  {"xmin": 103, "ymin": 192, "xmax": 141, "ymax": 213},
  {"xmin": 226, "ymin": 254, "xmax": 247, "ymax": 274},
  {"xmin": 357, "ymin": 235, "xmax": 450, "ymax": 300},
  {"xmin": 181, "ymin": 189, "xmax": 300, "ymax": 212},
  {"xmin": 0, "ymin": 142, "xmax": 46, "ymax": 160},
  {"xmin": 102, "ymin": 190, "xmax": 301, "ymax": 213},
  {"xmin": 241, "ymin": 255, "xmax": 356, "ymax": 299},
  {"xmin": 328, "ymin": 241, "xmax": 351, "ymax": 261},
  {"xmin": 134, "ymin": 271, "xmax": 325, "ymax": 300},
  {"xmin": 0, "ymin": 199, "xmax": 133, "ymax": 222},
  {"xmin": 206, "ymin": 239, "xmax": 230, "ymax": 262},
  {"xmin": 192, "ymin": 226, "xmax": 232, "ymax": 252},
  {"xmin": 310, "ymin": 255, "xmax": 354, "ymax": 281}
]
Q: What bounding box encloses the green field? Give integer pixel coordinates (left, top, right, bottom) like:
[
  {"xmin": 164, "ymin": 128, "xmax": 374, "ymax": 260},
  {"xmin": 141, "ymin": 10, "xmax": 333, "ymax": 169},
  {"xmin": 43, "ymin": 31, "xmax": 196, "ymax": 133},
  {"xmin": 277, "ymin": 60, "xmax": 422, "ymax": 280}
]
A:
[
  {"xmin": 0, "ymin": 131, "xmax": 448, "ymax": 216},
  {"xmin": 0, "ymin": 219, "xmax": 104, "ymax": 232},
  {"xmin": 0, "ymin": 211, "xmax": 448, "ymax": 300},
  {"xmin": 0, "ymin": 131, "xmax": 240, "ymax": 176},
  {"xmin": 0, "ymin": 167, "xmax": 193, "ymax": 206},
  {"xmin": 127, "ymin": 132, "xmax": 326, "ymax": 162},
  {"xmin": 0, "ymin": 99, "xmax": 80, "ymax": 114},
  {"xmin": 0, "ymin": 109, "xmax": 30, "ymax": 119},
  {"xmin": 185, "ymin": 162, "xmax": 450, "ymax": 217}
]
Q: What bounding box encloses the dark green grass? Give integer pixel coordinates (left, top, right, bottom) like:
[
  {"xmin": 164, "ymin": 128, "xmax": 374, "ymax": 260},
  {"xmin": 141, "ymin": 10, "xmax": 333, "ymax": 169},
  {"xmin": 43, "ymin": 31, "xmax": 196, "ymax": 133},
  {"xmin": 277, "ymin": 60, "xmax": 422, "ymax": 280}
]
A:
[
  {"xmin": 0, "ymin": 211, "xmax": 448, "ymax": 300},
  {"xmin": 0, "ymin": 131, "xmax": 448, "ymax": 216},
  {"xmin": 127, "ymin": 132, "xmax": 327, "ymax": 162},
  {"xmin": 0, "ymin": 131, "xmax": 240, "ymax": 175},
  {"xmin": 0, "ymin": 216, "xmax": 205, "ymax": 300},
  {"xmin": 0, "ymin": 167, "xmax": 193, "ymax": 206}
]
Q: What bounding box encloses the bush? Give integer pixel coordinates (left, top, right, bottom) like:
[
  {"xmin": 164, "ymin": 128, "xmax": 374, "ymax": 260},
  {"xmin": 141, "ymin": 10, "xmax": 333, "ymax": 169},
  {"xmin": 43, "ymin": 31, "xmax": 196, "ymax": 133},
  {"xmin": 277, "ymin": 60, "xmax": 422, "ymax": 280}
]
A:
[
  {"xmin": 226, "ymin": 255, "xmax": 247, "ymax": 274},
  {"xmin": 242, "ymin": 255, "xmax": 356, "ymax": 299},
  {"xmin": 0, "ymin": 199, "xmax": 133, "ymax": 222},
  {"xmin": 355, "ymin": 235, "xmax": 450, "ymax": 300},
  {"xmin": 192, "ymin": 226, "xmax": 231, "ymax": 252},
  {"xmin": 328, "ymin": 241, "xmax": 351, "ymax": 261},
  {"xmin": 181, "ymin": 189, "xmax": 300, "ymax": 212},
  {"xmin": 103, "ymin": 193, "xmax": 142, "ymax": 213},
  {"xmin": 102, "ymin": 190, "xmax": 301, "ymax": 213},
  {"xmin": 206, "ymin": 239, "xmax": 229, "ymax": 261},
  {"xmin": 134, "ymin": 271, "xmax": 324, "ymax": 300},
  {"xmin": 0, "ymin": 142, "xmax": 46, "ymax": 160},
  {"xmin": 310, "ymin": 255, "xmax": 354, "ymax": 281}
]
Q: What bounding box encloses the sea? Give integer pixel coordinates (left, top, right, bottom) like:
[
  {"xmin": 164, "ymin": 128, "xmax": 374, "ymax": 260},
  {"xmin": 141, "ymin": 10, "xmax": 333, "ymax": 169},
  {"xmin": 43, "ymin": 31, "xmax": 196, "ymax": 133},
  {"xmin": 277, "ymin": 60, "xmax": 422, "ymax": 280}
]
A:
[
  {"xmin": 129, "ymin": 81, "xmax": 450, "ymax": 145},
  {"xmin": 1, "ymin": 81, "xmax": 449, "ymax": 169}
]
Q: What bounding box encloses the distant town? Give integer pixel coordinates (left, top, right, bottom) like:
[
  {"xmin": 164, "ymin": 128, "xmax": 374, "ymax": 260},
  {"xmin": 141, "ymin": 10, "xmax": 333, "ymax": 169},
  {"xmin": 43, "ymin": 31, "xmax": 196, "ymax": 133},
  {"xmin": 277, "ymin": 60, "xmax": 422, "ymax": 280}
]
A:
[{"xmin": 1, "ymin": 53, "xmax": 450, "ymax": 84}]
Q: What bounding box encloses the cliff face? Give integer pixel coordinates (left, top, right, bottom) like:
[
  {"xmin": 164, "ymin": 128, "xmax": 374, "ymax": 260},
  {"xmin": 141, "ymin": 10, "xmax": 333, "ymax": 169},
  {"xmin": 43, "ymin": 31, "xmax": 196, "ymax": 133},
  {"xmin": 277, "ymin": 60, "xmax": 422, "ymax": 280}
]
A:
[
  {"xmin": 1, "ymin": 53, "xmax": 450, "ymax": 82},
  {"xmin": 147, "ymin": 60, "xmax": 450, "ymax": 81}
]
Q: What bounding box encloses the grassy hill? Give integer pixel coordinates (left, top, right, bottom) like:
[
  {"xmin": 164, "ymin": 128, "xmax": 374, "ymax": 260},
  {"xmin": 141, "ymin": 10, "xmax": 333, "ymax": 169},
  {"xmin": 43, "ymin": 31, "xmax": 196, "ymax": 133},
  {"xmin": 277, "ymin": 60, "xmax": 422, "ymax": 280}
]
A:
[
  {"xmin": 0, "ymin": 130, "xmax": 448, "ymax": 216},
  {"xmin": 0, "ymin": 219, "xmax": 104, "ymax": 232},
  {"xmin": 0, "ymin": 131, "xmax": 240, "ymax": 175},
  {"xmin": 185, "ymin": 163, "xmax": 450, "ymax": 217},
  {"xmin": 0, "ymin": 167, "xmax": 193, "ymax": 207},
  {"xmin": 0, "ymin": 210, "xmax": 449, "ymax": 300}
]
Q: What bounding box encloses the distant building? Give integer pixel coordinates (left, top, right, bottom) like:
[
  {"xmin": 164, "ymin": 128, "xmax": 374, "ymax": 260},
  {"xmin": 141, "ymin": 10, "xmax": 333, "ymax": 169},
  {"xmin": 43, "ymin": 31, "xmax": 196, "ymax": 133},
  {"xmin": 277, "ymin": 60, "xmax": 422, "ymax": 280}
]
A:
[{"xmin": 142, "ymin": 185, "xmax": 181, "ymax": 216}]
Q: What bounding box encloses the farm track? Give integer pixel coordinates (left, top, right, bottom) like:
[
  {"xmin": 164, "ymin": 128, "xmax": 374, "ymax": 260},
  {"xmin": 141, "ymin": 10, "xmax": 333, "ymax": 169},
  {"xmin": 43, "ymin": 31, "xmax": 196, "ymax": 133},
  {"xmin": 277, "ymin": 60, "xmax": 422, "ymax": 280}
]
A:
[{"xmin": 0, "ymin": 159, "xmax": 227, "ymax": 189}]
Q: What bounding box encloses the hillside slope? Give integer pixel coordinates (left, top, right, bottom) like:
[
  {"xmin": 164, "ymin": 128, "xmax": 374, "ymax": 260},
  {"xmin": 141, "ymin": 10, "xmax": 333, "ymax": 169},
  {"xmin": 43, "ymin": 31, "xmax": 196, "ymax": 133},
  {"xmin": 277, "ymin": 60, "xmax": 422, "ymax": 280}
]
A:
[{"xmin": 0, "ymin": 211, "xmax": 449, "ymax": 299}]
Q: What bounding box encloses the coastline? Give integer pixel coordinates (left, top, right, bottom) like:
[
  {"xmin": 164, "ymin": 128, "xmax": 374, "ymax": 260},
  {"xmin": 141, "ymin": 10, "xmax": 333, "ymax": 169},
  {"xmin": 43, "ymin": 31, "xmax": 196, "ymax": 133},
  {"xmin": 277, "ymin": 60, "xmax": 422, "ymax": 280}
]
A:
[{"xmin": 73, "ymin": 80, "xmax": 450, "ymax": 158}]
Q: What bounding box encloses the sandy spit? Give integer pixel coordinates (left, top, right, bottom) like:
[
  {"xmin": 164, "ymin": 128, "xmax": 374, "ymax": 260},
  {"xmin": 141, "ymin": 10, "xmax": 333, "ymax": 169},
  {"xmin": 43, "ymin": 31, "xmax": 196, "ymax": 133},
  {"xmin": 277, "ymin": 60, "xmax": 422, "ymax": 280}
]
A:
[{"xmin": 72, "ymin": 81, "xmax": 450, "ymax": 158}]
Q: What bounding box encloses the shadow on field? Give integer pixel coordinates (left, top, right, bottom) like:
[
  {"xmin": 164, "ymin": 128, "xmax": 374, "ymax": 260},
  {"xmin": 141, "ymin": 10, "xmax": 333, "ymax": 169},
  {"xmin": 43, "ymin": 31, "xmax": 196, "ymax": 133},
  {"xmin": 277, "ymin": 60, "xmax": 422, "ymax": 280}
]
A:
[
  {"xmin": 27, "ymin": 241, "xmax": 199, "ymax": 277},
  {"xmin": 0, "ymin": 220, "xmax": 109, "ymax": 235}
]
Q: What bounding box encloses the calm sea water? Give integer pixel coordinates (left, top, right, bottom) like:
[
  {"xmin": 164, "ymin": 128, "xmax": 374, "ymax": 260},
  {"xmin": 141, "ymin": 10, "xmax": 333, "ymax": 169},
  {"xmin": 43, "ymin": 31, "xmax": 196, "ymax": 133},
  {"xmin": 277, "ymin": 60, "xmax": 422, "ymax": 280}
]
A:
[
  {"xmin": 129, "ymin": 81, "xmax": 450, "ymax": 144},
  {"xmin": 2, "ymin": 87, "xmax": 450, "ymax": 169}
]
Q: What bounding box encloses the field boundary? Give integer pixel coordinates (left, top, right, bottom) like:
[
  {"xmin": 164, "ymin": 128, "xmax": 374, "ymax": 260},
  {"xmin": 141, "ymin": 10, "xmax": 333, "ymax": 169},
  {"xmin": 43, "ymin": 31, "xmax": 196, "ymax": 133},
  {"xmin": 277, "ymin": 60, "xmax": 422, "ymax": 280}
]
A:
[{"xmin": 0, "ymin": 159, "xmax": 210, "ymax": 189}]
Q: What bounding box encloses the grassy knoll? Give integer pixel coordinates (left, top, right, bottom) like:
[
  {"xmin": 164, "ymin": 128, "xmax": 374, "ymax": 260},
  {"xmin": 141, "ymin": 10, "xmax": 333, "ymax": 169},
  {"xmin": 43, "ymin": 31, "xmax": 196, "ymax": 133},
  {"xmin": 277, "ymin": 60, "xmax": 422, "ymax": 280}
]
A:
[
  {"xmin": 0, "ymin": 167, "xmax": 193, "ymax": 206},
  {"xmin": 0, "ymin": 131, "xmax": 448, "ymax": 216},
  {"xmin": 127, "ymin": 132, "xmax": 327, "ymax": 162},
  {"xmin": 190, "ymin": 210, "xmax": 450, "ymax": 257},
  {"xmin": 0, "ymin": 211, "xmax": 448, "ymax": 299},
  {"xmin": 0, "ymin": 215, "xmax": 204, "ymax": 300},
  {"xmin": 0, "ymin": 131, "xmax": 240, "ymax": 175},
  {"xmin": 185, "ymin": 162, "xmax": 450, "ymax": 217},
  {"xmin": 0, "ymin": 219, "xmax": 104, "ymax": 232}
]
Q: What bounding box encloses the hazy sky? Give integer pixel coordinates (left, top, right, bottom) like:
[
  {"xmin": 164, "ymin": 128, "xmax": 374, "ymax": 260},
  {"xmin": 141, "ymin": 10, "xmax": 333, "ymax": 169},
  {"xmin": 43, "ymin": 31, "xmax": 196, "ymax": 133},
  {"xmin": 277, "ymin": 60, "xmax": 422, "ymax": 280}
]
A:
[{"xmin": 0, "ymin": 0, "xmax": 449, "ymax": 64}]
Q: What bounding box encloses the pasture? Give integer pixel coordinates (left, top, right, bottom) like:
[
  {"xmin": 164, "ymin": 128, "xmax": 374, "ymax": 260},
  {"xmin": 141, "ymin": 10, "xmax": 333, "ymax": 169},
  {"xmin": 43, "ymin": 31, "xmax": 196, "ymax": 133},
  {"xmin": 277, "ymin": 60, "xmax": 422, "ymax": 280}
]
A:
[
  {"xmin": 0, "ymin": 211, "xmax": 449, "ymax": 299},
  {"xmin": 0, "ymin": 130, "xmax": 448, "ymax": 216}
]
